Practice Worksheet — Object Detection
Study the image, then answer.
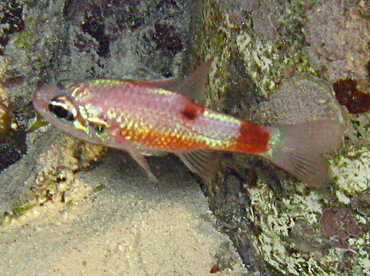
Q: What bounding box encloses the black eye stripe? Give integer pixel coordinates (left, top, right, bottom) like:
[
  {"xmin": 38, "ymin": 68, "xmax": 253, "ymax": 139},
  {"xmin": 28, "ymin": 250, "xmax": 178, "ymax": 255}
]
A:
[{"xmin": 48, "ymin": 96, "xmax": 77, "ymax": 121}]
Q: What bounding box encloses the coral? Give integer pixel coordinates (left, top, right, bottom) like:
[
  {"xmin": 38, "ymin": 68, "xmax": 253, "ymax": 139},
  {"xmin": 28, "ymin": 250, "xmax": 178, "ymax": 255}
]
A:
[
  {"xmin": 332, "ymin": 146, "xmax": 370, "ymax": 195},
  {"xmin": 246, "ymin": 181, "xmax": 328, "ymax": 274},
  {"xmin": 244, "ymin": 177, "xmax": 370, "ymax": 274},
  {"xmin": 352, "ymin": 189, "xmax": 370, "ymax": 216},
  {"xmin": 229, "ymin": 0, "xmax": 311, "ymax": 98},
  {"xmin": 304, "ymin": 0, "xmax": 370, "ymax": 151},
  {"xmin": 319, "ymin": 206, "xmax": 362, "ymax": 249},
  {"xmin": 197, "ymin": 1, "xmax": 369, "ymax": 274},
  {"xmin": 0, "ymin": 130, "xmax": 104, "ymax": 225},
  {"xmin": 195, "ymin": 0, "xmax": 317, "ymax": 103},
  {"xmin": 246, "ymin": 72, "xmax": 344, "ymax": 124},
  {"xmin": 304, "ymin": 0, "xmax": 369, "ymax": 85},
  {"xmin": 151, "ymin": 23, "xmax": 183, "ymax": 58}
]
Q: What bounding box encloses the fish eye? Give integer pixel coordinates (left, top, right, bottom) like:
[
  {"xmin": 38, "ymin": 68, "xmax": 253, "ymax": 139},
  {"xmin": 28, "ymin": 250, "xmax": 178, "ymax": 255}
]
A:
[{"xmin": 48, "ymin": 96, "xmax": 77, "ymax": 121}]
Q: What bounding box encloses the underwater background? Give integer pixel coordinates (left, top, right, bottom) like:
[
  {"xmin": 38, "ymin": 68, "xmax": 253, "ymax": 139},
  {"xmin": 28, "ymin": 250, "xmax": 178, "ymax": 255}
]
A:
[{"xmin": 0, "ymin": 0, "xmax": 369, "ymax": 274}]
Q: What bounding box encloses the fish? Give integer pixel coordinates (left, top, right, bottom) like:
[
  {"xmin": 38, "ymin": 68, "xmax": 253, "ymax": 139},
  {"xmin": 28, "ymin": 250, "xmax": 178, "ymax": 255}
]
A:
[{"xmin": 33, "ymin": 59, "xmax": 345, "ymax": 185}]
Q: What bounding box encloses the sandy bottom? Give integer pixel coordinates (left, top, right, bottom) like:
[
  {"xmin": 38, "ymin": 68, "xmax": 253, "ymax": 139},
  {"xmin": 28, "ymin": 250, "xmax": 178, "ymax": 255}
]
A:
[{"xmin": 0, "ymin": 152, "xmax": 246, "ymax": 275}]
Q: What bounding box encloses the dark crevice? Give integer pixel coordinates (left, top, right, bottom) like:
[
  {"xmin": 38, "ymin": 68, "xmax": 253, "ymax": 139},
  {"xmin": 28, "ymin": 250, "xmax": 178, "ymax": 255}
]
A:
[{"xmin": 0, "ymin": 0, "xmax": 25, "ymax": 55}]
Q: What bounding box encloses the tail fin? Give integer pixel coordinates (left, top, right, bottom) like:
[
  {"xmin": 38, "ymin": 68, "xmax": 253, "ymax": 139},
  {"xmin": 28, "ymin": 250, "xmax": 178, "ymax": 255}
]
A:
[{"xmin": 262, "ymin": 120, "xmax": 345, "ymax": 186}]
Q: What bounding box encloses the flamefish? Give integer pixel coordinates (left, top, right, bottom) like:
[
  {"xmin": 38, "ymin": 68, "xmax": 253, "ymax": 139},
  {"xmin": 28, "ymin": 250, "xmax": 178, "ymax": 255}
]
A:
[{"xmin": 33, "ymin": 59, "xmax": 344, "ymax": 185}]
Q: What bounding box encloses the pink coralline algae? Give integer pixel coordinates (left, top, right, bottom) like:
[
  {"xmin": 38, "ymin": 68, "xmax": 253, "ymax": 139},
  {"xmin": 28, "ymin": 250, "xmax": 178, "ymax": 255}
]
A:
[
  {"xmin": 304, "ymin": 0, "xmax": 369, "ymax": 84},
  {"xmin": 320, "ymin": 206, "xmax": 362, "ymax": 249},
  {"xmin": 351, "ymin": 189, "xmax": 370, "ymax": 216}
]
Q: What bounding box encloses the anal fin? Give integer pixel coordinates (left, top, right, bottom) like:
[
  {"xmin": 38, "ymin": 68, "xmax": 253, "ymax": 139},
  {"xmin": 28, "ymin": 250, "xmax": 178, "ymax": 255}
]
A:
[{"xmin": 176, "ymin": 150, "xmax": 219, "ymax": 181}]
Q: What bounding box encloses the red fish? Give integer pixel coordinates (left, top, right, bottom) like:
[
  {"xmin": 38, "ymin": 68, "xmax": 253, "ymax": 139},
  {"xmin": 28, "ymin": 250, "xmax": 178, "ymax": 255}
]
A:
[{"xmin": 33, "ymin": 59, "xmax": 344, "ymax": 185}]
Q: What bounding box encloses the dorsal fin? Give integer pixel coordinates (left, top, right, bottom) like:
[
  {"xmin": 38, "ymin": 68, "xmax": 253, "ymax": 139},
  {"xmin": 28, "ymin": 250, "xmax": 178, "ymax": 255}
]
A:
[
  {"xmin": 135, "ymin": 78, "xmax": 181, "ymax": 90},
  {"xmin": 135, "ymin": 58, "xmax": 214, "ymax": 105},
  {"xmin": 174, "ymin": 58, "xmax": 214, "ymax": 105}
]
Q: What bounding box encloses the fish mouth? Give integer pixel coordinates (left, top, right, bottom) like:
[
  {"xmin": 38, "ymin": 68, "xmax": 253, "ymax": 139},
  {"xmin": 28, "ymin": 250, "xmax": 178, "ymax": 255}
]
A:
[{"xmin": 33, "ymin": 83, "xmax": 65, "ymax": 116}]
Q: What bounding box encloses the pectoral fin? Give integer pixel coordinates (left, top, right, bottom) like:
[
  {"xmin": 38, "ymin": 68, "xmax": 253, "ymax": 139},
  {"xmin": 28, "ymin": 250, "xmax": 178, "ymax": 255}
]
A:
[{"xmin": 176, "ymin": 150, "xmax": 219, "ymax": 181}]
